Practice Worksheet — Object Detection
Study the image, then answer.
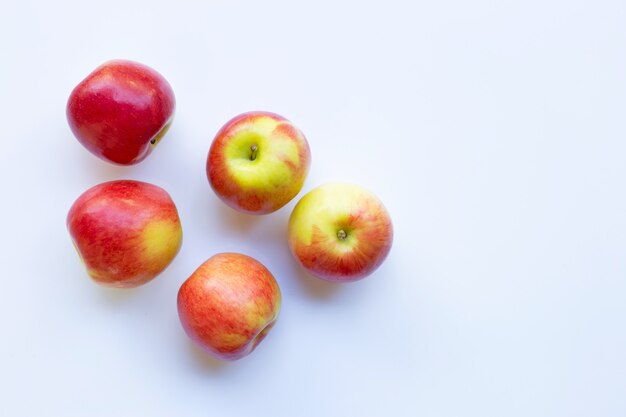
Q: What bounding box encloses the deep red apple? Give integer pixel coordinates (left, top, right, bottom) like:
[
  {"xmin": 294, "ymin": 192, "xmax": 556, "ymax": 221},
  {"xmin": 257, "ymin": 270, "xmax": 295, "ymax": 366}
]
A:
[
  {"xmin": 67, "ymin": 59, "xmax": 175, "ymax": 165},
  {"xmin": 67, "ymin": 180, "xmax": 183, "ymax": 288},
  {"xmin": 177, "ymin": 253, "xmax": 282, "ymax": 360}
]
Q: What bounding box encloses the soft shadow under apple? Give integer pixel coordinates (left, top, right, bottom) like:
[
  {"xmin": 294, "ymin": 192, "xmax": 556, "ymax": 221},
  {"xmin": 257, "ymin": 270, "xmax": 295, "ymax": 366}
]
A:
[
  {"xmin": 94, "ymin": 284, "xmax": 143, "ymax": 305},
  {"xmin": 287, "ymin": 253, "xmax": 343, "ymax": 300},
  {"xmin": 187, "ymin": 340, "xmax": 230, "ymax": 373},
  {"xmin": 213, "ymin": 200, "xmax": 264, "ymax": 234}
]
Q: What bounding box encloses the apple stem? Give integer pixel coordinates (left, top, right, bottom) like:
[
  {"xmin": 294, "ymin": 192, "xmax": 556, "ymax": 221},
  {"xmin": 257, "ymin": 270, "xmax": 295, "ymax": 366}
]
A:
[
  {"xmin": 337, "ymin": 229, "xmax": 347, "ymax": 240},
  {"xmin": 250, "ymin": 145, "xmax": 258, "ymax": 161}
]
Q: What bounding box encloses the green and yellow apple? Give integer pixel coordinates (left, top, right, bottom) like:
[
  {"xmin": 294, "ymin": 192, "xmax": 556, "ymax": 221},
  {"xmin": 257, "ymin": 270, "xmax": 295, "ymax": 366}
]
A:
[
  {"xmin": 207, "ymin": 111, "xmax": 311, "ymax": 214},
  {"xmin": 177, "ymin": 253, "xmax": 281, "ymax": 361},
  {"xmin": 67, "ymin": 180, "xmax": 183, "ymax": 288},
  {"xmin": 288, "ymin": 183, "xmax": 393, "ymax": 282}
]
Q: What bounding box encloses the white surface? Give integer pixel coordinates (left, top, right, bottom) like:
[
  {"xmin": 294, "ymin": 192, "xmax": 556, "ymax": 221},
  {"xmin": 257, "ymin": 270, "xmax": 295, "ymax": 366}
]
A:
[{"xmin": 1, "ymin": 1, "xmax": 625, "ymax": 416}]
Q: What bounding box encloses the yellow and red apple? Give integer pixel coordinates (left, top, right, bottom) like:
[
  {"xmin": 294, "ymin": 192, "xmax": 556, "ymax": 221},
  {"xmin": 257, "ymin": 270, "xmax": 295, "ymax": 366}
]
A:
[
  {"xmin": 67, "ymin": 59, "xmax": 175, "ymax": 165},
  {"xmin": 288, "ymin": 183, "xmax": 393, "ymax": 282},
  {"xmin": 206, "ymin": 111, "xmax": 311, "ymax": 214},
  {"xmin": 67, "ymin": 180, "xmax": 183, "ymax": 288},
  {"xmin": 177, "ymin": 253, "xmax": 281, "ymax": 360}
]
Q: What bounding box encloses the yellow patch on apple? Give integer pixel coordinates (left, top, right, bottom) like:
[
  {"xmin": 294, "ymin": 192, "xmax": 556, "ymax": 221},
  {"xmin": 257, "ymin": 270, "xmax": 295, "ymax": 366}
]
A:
[{"xmin": 141, "ymin": 220, "xmax": 183, "ymax": 260}]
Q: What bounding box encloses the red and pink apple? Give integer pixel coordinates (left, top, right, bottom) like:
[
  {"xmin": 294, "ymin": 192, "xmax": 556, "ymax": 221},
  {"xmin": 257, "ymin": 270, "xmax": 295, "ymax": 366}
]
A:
[
  {"xmin": 67, "ymin": 59, "xmax": 175, "ymax": 165},
  {"xmin": 288, "ymin": 183, "xmax": 393, "ymax": 282},
  {"xmin": 207, "ymin": 111, "xmax": 311, "ymax": 214},
  {"xmin": 177, "ymin": 253, "xmax": 281, "ymax": 360},
  {"xmin": 67, "ymin": 180, "xmax": 183, "ymax": 288}
]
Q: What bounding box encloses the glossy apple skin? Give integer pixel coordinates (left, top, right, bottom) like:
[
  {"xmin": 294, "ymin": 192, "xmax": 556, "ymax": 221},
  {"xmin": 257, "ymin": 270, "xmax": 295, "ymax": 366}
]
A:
[
  {"xmin": 288, "ymin": 183, "xmax": 393, "ymax": 282},
  {"xmin": 67, "ymin": 180, "xmax": 183, "ymax": 288},
  {"xmin": 67, "ymin": 60, "xmax": 175, "ymax": 165},
  {"xmin": 207, "ymin": 111, "xmax": 311, "ymax": 214},
  {"xmin": 177, "ymin": 253, "xmax": 282, "ymax": 360}
]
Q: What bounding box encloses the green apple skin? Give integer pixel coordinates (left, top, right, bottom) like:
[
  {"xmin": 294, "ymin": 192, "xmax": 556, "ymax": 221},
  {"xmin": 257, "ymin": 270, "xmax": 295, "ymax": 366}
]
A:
[
  {"xmin": 207, "ymin": 111, "xmax": 311, "ymax": 214},
  {"xmin": 288, "ymin": 183, "xmax": 393, "ymax": 282}
]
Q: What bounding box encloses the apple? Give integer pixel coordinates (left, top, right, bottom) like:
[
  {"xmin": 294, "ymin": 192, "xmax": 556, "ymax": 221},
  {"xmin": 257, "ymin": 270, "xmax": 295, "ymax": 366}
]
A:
[
  {"xmin": 67, "ymin": 59, "xmax": 175, "ymax": 165},
  {"xmin": 67, "ymin": 180, "xmax": 183, "ymax": 288},
  {"xmin": 177, "ymin": 253, "xmax": 281, "ymax": 360},
  {"xmin": 207, "ymin": 111, "xmax": 311, "ymax": 214},
  {"xmin": 288, "ymin": 183, "xmax": 393, "ymax": 282}
]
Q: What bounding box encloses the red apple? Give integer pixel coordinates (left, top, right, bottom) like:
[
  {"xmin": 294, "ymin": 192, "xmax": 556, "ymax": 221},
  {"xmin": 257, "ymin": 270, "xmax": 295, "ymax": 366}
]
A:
[
  {"xmin": 288, "ymin": 183, "xmax": 393, "ymax": 282},
  {"xmin": 207, "ymin": 111, "xmax": 311, "ymax": 214},
  {"xmin": 67, "ymin": 59, "xmax": 175, "ymax": 165},
  {"xmin": 177, "ymin": 253, "xmax": 281, "ymax": 360},
  {"xmin": 67, "ymin": 180, "xmax": 183, "ymax": 288}
]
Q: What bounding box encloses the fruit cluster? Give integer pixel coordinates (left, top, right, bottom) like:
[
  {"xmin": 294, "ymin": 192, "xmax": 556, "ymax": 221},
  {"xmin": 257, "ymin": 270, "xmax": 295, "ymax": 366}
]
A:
[{"xmin": 66, "ymin": 60, "xmax": 393, "ymax": 361}]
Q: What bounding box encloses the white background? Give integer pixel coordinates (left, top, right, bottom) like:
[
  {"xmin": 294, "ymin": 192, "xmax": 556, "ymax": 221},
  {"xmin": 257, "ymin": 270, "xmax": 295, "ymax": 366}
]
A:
[{"xmin": 1, "ymin": 1, "xmax": 625, "ymax": 416}]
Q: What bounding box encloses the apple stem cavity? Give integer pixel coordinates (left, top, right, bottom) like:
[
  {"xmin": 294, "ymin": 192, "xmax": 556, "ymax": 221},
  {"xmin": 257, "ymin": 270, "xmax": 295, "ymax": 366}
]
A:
[
  {"xmin": 337, "ymin": 229, "xmax": 347, "ymax": 240},
  {"xmin": 250, "ymin": 145, "xmax": 258, "ymax": 161}
]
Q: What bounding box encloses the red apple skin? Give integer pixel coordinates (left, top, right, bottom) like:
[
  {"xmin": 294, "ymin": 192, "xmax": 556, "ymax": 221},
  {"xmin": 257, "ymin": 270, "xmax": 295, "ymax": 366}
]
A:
[
  {"xmin": 67, "ymin": 60, "xmax": 175, "ymax": 165},
  {"xmin": 177, "ymin": 253, "xmax": 282, "ymax": 361},
  {"xmin": 67, "ymin": 180, "xmax": 183, "ymax": 288},
  {"xmin": 207, "ymin": 111, "xmax": 311, "ymax": 214},
  {"xmin": 288, "ymin": 183, "xmax": 393, "ymax": 282}
]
